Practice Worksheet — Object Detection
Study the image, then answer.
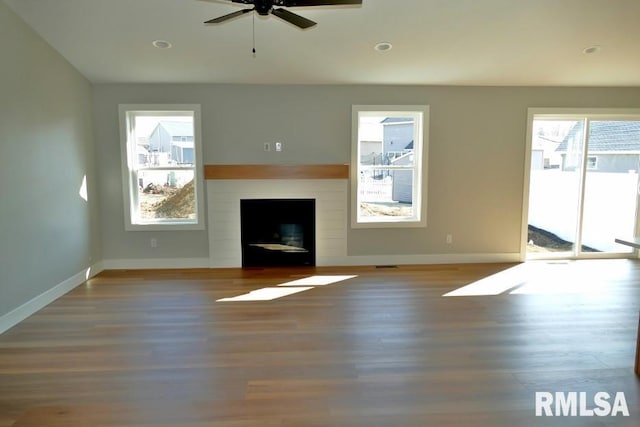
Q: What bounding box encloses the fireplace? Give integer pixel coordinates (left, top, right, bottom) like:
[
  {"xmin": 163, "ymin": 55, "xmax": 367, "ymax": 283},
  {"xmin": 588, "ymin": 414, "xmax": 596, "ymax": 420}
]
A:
[{"xmin": 240, "ymin": 198, "xmax": 316, "ymax": 267}]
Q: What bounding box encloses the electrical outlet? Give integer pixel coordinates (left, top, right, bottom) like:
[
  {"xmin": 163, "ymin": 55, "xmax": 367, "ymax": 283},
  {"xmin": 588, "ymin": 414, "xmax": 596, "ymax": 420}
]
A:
[
  {"xmin": 446, "ymin": 234, "xmax": 453, "ymax": 244},
  {"xmin": 150, "ymin": 238, "xmax": 158, "ymax": 248},
  {"xmin": 275, "ymin": 142, "xmax": 282, "ymax": 152},
  {"xmin": 264, "ymin": 142, "xmax": 270, "ymax": 152}
]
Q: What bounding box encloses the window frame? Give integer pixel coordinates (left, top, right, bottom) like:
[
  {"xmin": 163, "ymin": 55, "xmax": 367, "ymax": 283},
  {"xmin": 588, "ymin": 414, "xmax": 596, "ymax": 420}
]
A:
[
  {"xmin": 118, "ymin": 104, "xmax": 205, "ymax": 231},
  {"xmin": 350, "ymin": 105, "xmax": 429, "ymax": 229}
]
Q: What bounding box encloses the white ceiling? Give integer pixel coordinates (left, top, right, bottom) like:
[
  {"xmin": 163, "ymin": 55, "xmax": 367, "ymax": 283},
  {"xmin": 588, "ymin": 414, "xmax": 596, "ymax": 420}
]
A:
[{"xmin": 5, "ymin": 0, "xmax": 640, "ymax": 86}]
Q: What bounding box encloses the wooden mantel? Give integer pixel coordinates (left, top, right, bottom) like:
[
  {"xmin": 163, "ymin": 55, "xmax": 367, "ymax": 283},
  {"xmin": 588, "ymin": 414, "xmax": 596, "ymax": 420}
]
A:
[{"xmin": 205, "ymin": 164, "xmax": 349, "ymax": 180}]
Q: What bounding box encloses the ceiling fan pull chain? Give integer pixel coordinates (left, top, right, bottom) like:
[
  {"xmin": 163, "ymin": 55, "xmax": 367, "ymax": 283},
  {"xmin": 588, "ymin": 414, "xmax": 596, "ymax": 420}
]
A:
[{"xmin": 252, "ymin": 11, "xmax": 257, "ymax": 58}]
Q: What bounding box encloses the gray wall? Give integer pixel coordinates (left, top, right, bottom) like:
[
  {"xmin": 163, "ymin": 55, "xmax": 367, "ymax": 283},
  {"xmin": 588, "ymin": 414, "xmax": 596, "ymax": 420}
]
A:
[
  {"xmin": 0, "ymin": 2, "xmax": 101, "ymax": 317},
  {"xmin": 92, "ymin": 84, "xmax": 640, "ymax": 262}
]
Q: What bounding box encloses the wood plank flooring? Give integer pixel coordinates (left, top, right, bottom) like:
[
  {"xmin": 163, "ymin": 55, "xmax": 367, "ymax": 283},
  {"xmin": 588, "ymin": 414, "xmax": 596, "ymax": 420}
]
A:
[{"xmin": 1, "ymin": 260, "xmax": 639, "ymax": 426}]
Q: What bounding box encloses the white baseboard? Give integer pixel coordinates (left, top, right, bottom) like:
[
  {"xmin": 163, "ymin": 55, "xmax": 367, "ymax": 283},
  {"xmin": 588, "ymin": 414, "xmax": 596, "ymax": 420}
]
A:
[
  {"xmin": 0, "ymin": 262, "xmax": 104, "ymax": 335},
  {"xmin": 318, "ymin": 253, "xmax": 521, "ymax": 267},
  {"xmin": 103, "ymin": 258, "xmax": 211, "ymax": 270},
  {"xmin": 105, "ymin": 254, "xmax": 519, "ymax": 270}
]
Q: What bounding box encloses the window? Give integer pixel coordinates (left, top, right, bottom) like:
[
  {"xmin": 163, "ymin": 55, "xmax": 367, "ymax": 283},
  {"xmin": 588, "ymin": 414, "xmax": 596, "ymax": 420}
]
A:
[
  {"xmin": 351, "ymin": 105, "xmax": 429, "ymax": 228},
  {"xmin": 119, "ymin": 104, "xmax": 205, "ymax": 230}
]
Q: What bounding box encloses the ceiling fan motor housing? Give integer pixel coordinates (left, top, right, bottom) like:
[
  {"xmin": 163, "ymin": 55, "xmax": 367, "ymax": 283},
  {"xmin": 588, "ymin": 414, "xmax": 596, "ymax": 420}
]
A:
[
  {"xmin": 257, "ymin": 1, "xmax": 273, "ymax": 15},
  {"xmin": 214, "ymin": 0, "xmax": 363, "ymax": 27},
  {"xmin": 234, "ymin": 0, "xmax": 274, "ymax": 16}
]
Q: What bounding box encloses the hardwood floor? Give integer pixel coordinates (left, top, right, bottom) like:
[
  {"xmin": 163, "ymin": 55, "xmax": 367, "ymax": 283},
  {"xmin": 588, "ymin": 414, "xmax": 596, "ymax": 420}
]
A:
[{"xmin": 1, "ymin": 260, "xmax": 639, "ymax": 426}]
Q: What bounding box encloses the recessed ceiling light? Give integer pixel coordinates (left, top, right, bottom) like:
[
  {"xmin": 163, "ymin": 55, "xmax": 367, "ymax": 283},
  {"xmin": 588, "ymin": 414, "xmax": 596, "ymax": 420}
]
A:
[
  {"xmin": 374, "ymin": 41, "xmax": 393, "ymax": 52},
  {"xmin": 583, "ymin": 45, "xmax": 601, "ymax": 54},
  {"xmin": 152, "ymin": 40, "xmax": 172, "ymax": 49}
]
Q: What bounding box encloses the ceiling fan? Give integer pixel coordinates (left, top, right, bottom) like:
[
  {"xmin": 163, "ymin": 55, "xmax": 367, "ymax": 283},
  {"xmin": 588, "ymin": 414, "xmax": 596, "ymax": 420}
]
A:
[{"xmin": 204, "ymin": 0, "xmax": 363, "ymax": 29}]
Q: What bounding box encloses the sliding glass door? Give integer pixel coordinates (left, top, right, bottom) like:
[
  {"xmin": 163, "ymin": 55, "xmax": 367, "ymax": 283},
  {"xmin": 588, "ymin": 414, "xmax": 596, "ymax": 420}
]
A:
[{"xmin": 525, "ymin": 111, "xmax": 640, "ymax": 259}]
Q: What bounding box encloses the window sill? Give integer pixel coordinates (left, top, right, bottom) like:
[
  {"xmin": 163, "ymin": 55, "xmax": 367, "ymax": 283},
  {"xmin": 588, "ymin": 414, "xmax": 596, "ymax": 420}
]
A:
[
  {"xmin": 125, "ymin": 222, "xmax": 205, "ymax": 232},
  {"xmin": 351, "ymin": 219, "xmax": 427, "ymax": 229}
]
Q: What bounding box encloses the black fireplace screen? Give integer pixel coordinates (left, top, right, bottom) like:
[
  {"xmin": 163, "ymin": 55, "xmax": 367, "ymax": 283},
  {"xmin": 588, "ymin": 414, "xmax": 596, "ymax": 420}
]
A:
[{"xmin": 240, "ymin": 199, "xmax": 316, "ymax": 267}]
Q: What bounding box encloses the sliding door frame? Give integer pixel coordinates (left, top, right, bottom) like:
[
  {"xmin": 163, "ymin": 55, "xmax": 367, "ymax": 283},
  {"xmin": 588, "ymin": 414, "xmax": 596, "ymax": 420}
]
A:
[{"xmin": 521, "ymin": 108, "xmax": 640, "ymax": 261}]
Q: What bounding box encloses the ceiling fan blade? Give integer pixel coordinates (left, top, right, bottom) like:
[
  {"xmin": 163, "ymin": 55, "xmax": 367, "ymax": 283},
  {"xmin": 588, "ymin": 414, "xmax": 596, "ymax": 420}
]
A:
[
  {"xmin": 197, "ymin": 0, "xmax": 242, "ymax": 4},
  {"xmin": 204, "ymin": 8, "xmax": 253, "ymax": 24},
  {"xmin": 271, "ymin": 8, "xmax": 317, "ymax": 28},
  {"xmin": 280, "ymin": 0, "xmax": 362, "ymax": 6}
]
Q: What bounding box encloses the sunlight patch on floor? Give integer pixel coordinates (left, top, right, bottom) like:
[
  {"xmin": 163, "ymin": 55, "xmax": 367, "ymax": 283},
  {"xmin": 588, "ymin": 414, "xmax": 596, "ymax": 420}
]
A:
[
  {"xmin": 217, "ymin": 275, "xmax": 358, "ymax": 302},
  {"xmin": 217, "ymin": 287, "xmax": 314, "ymax": 302},
  {"xmin": 443, "ymin": 264, "xmax": 530, "ymax": 296},
  {"xmin": 443, "ymin": 261, "xmax": 618, "ymax": 297},
  {"xmin": 511, "ymin": 262, "xmax": 612, "ymax": 295},
  {"xmin": 278, "ymin": 275, "xmax": 357, "ymax": 287}
]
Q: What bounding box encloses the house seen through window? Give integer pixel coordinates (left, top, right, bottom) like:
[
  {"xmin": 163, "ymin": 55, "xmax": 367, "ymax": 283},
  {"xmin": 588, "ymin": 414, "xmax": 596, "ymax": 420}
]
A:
[
  {"xmin": 119, "ymin": 105, "xmax": 204, "ymax": 230},
  {"xmin": 351, "ymin": 105, "xmax": 428, "ymax": 228}
]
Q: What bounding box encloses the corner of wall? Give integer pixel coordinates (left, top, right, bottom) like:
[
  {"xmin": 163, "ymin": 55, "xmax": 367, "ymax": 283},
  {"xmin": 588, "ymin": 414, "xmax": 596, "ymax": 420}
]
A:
[{"xmin": 0, "ymin": 262, "xmax": 104, "ymax": 335}]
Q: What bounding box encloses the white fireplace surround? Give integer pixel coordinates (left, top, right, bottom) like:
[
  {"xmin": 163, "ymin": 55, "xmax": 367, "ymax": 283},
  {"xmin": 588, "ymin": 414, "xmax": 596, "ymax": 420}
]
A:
[{"xmin": 208, "ymin": 179, "xmax": 348, "ymax": 267}]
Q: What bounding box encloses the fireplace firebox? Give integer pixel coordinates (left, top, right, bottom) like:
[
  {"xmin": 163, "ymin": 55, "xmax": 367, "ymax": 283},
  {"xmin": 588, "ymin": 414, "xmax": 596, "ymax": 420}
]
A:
[{"xmin": 240, "ymin": 199, "xmax": 316, "ymax": 267}]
